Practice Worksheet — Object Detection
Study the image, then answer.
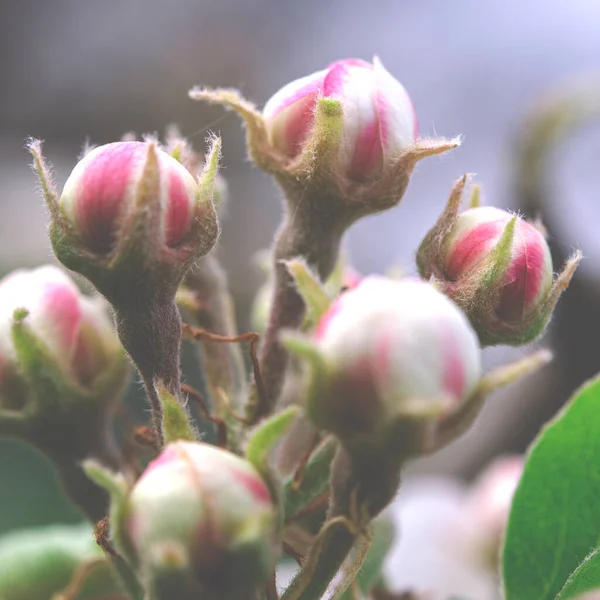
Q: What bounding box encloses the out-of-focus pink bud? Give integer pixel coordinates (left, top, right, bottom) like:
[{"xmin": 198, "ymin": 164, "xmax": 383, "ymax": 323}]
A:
[
  {"xmin": 0, "ymin": 265, "xmax": 124, "ymax": 410},
  {"xmin": 417, "ymin": 177, "xmax": 581, "ymax": 347},
  {"xmin": 60, "ymin": 141, "xmax": 209, "ymax": 255},
  {"xmin": 123, "ymin": 441, "xmax": 279, "ymax": 597},
  {"xmin": 466, "ymin": 456, "xmax": 524, "ymax": 564},
  {"xmin": 443, "ymin": 207, "xmax": 553, "ymax": 323},
  {"xmin": 309, "ymin": 277, "xmax": 482, "ymax": 451},
  {"xmin": 263, "ymin": 57, "xmax": 417, "ymax": 181}
]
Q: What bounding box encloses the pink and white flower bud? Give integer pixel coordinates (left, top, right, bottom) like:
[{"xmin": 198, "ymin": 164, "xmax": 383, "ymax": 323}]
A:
[
  {"xmin": 0, "ymin": 265, "xmax": 123, "ymax": 409},
  {"xmin": 443, "ymin": 207, "xmax": 553, "ymax": 323},
  {"xmin": 311, "ymin": 277, "xmax": 481, "ymax": 447},
  {"xmin": 466, "ymin": 456, "xmax": 524, "ymax": 564},
  {"xmin": 123, "ymin": 441, "xmax": 279, "ymax": 597},
  {"xmin": 263, "ymin": 57, "xmax": 418, "ymax": 181},
  {"xmin": 60, "ymin": 141, "xmax": 205, "ymax": 254}
]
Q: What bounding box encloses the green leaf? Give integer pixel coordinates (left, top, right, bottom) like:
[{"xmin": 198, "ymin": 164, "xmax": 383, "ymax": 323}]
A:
[
  {"xmin": 246, "ymin": 406, "xmax": 299, "ymax": 474},
  {"xmin": 283, "ymin": 436, "xmax": 336, "ymax": 520},
  {"xmin": 556, "ymin": 546, "xmax": 600, "ymax": 599},
  {"xmin": 503, "ymin": 376, "xmax": 600, "ymax": 600}
]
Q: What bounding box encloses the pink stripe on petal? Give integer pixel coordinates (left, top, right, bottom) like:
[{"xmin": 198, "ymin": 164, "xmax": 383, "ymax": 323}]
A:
[
  {"xmin": 349, "ymin": 114, "xmax": 383, "ymax": 180},
  {"xmin": 322, "ymin": 63, "xmax": 350, "ymax": 99},
  {"xmin": 445, "ymin": 221, "xmax": 503, "ymax": 279},
  {"xmin": 77, "ymin": 143, "xmax": 140, "ymax": 253},
  {"xmin": 233, "ymin": 468, "xmax": 272, "ymax": 504},
  {"xmin": 164, "ymin": 170, "xmax": 192, "ymax": 247},
  {"xmin": 441, "ymin": 327, "xmax": 466, "ymax": 401},
  {"xmin": 497, "ymin": 225, "xmax": 547, "ymax": 321},
  {"xmin": 143, "ymin": 445, "xmax": 180, "ymax": 477},
  {"xmin": 40, "ymin": 281, "xmax": 82, "ymax": 355}
]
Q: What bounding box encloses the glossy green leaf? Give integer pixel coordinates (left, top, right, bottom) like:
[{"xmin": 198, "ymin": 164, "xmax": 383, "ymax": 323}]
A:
[
  {"xmin": 556, "ymin": 546, "xmax": 600, "ymax": 599},
  {"xmin": 503, "ymin": 376, "xmax": 600, "ymax": 600}
]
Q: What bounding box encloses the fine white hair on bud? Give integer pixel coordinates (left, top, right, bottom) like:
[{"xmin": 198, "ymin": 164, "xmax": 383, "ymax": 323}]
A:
[
  {"xmin": 59, "ymin": 141, "xmax": 207, "ymax": 255},
  {"xmin": 263, "ymin": 57, "xmax": 418, "ymax": 182},
  {"xmin": 122, "ymin": 441, "xmax": 279, "ymax": 597},
  {"xmin": 310, "ymin": 277, "xmax": 482, "ymax": 443}
]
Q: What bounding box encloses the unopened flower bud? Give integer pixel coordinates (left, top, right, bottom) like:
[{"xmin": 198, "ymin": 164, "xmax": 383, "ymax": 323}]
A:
[
  {"xmin": 57, "ymin": 140, "xmax": 218, "ymax": 282},
  {"xmin": 263, "ymin": 58, "xmax": 417, "ymax": 181},
  {"xmin": 121, "ymin": 441, "xmax": 279, "ymax": 599},
  {"xmin": 0, "ymin": 265, "xmax": 126, "ymax": 411},
  {"xmin": 417, "ymin": 177, "xmax": 581, "ymax": 346},
  {"xmin": 466, "ymin": 455, "xmax": 523, "ymax": 566},
  {"xmin": 308, "ymin": 277, "xmax": 482, "ymax": 456},
  {"xmin": 0, "ymin": 266, "xmax": 128, "ymax": 520}
]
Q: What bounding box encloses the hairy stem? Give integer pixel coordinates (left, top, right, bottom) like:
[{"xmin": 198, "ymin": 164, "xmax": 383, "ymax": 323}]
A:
[
  {"xmin": 254, "ymin": 192, "xmax": 350, "ymax": 421},
  {"xmin": 116, "ymin": 299, "xmax": 184, "ymax": 447}
]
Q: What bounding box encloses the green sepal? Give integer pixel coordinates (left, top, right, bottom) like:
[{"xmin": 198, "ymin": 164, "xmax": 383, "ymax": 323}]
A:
[
  {"xmin": 478, "ymin": 215, "xmax": 517, "ymax": 292},
  {"xmin": 82, "ymin": 460, "xmax": 132, "ymax": 561},
  {"xmin": 284, "ymin": 258, "xmax": 332, "ymax": 328},
  {"xmin": 157, "ymin": 382, "xmax": 197, "ymax": 444}
]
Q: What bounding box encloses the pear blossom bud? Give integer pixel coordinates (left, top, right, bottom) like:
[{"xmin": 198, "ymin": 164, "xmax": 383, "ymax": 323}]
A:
[
  {"xmin": 443, "ymin": 207, "xmax": 553, "ymax": 323},
  {"xmin": 417, "ymin": 177, "xmax": 581, "ymax": 347},
  {"xmin": 59, "ymin": 140, "xmax": 215, "ymax": 258},
  {"xmin": 263, "ymin": 57, "xmax": 417, "ymax": 182},
  {"xmin": 309, "ymin": 277, "xmax": 482, "ymax": 453},
  {"xmin": 466, "ymin": 456, "xmax": 523, "ymax": 565},
  {"xmin": 0, "ymin": 265, "xmax": 126, "ymax": 411},
  {"xmin": 122, "ymin": 441, "xmax": 279, "ymax": 599}
]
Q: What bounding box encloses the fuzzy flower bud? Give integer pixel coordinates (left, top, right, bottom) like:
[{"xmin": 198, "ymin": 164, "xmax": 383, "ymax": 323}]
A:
[
  {"xmin": 60, "ymin": 141, "xmax": 205, "ymax": 255},
  {"xmin": 417, "ymin": 177, "xmax": 581, "ymax": 346},
  {"xmin": 0, "ymin": 265, "xmax": 126, "ymax": 412},
  {"xmin": 444, "ymin": 207, "xmax": 553, "ymax": 322},
  {"xmin": 121, "ymin": 441, "xmax": 279, "ymax": 599},
  {"xmin": 307, "ymin": 277, "xmax": 482, "ymax": 455},
  {"xmin": 263, "ymin": 57, "xmax": 417, "ymax": 181}
]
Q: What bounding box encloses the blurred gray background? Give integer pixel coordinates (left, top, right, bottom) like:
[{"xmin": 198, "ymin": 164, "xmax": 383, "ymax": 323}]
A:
[{"xmin": 1, "ymin": 0, "xmax": 599, "ymax": 533}]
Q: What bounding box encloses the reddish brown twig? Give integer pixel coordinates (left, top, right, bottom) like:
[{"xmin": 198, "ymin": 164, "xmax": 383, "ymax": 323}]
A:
[
  {"xmin": 182, "ymin": 323, "xmax": 267, "ymax": 419},
  {"xmin": 291, "ymin": 432, "xmax": 321, "ymax": 491},
  {"xmin": 182, "ymin": 384, "xmax": 228, "ymax": 447}
]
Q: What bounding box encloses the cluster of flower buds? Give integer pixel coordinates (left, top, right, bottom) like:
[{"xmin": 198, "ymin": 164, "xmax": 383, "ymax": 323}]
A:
[
  {"xmin": 115, "ymin": 441, "xmax": 279, "ymax": 600},
  {"xmin": 300, "ymin": 276, "xmax": 482, "ymax": 458},
  {"xmin": 417, "ymin": 177, "xmax": 581, "ymax": 346}
]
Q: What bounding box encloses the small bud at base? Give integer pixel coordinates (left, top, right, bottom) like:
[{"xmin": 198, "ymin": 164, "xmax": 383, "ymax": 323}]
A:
[{"xmin": 123, "ymin": 442, "xmax": 279, "ymax": 596}]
